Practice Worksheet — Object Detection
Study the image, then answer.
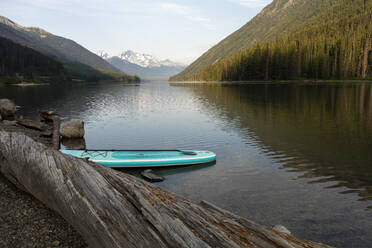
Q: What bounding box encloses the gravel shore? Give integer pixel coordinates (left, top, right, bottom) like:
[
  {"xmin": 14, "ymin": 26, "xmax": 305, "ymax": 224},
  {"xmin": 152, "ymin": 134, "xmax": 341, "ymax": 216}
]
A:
[{"xmin": 0, "ymin": 123, "xmax": 87, "ymax": 248}]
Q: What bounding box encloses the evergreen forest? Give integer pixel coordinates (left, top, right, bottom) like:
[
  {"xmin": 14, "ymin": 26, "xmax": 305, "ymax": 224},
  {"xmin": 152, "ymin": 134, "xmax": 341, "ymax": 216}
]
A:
[
  {"xmin": 171, "ymin": 0, "xmax": 372, "ymax": 81},
  {"xmin": 0, "ymin": 36, "xmax": 140, "ymax": 84}
]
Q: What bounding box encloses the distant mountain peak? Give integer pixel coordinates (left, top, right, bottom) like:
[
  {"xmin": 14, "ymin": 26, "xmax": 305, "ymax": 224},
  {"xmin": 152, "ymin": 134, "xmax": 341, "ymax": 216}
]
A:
[
  {"xmin": 98, "ymin": 50, "xmax": 185, "ymax": 68},
  {"xmin": 96, "ymin": 50, "xmax": 186, "ymax": 80},
  {"xmin": 119, "ymin": 50, "xmax": 161, "ymax": 68}
]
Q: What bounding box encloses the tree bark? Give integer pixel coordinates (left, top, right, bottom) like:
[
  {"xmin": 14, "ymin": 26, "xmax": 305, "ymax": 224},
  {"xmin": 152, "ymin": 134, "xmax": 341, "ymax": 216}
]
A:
[
  {"xmin": 265, "ymin": 44, "xmax": 270, "ymax": 81},
  {"xmin": 362, "ymin": 38, "xmax": 371, "ymax": 79},
  {"xmin": 296, "ymin": 40, "xmax": 302, "ymax": 77},
  {"xmin": 0, "ymin": 130, "xmax": 331, "ymax": 248},
  {"xmin": 16, "ymin": 118, "xmax": 44, "ymax": 131}
]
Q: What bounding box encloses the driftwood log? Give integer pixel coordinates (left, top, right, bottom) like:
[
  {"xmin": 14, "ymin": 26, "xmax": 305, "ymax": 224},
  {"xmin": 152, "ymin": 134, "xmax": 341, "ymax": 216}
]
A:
[
  {"xmin": 0, "ymin": 130, "xmax": 331, "ymax": 248},
  {"xmin": 16, "ymin": 118, "xmax": 45, "ymax": 131}
]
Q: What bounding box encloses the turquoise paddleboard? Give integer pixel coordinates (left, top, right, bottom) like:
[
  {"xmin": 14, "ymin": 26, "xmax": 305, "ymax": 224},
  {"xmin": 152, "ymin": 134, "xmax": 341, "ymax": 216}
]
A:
[{"xmin": 60, "ymin": 150, "xmax": 216, "ymax": 168}]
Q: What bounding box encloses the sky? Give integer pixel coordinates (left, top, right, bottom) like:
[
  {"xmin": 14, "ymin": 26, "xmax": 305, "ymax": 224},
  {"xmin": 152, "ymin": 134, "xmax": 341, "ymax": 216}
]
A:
[{"xmin": 0, "ymin": 0, "xmax": 272, "ymax": 64}]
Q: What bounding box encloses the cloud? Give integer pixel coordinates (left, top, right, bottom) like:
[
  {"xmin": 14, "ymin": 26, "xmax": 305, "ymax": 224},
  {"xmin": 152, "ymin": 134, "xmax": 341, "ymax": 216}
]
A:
[
  {"xmin": 160, "ymin": 3, "xmax": 188, "ymax": 15},
  {"xmin": 8, "ymin": 0, "xmax": 154, "ymax": 18},
  {"xmin": 8, "ymin": 1, "xmax": 211, "ymax": 24},
  {"xmin": 229, "ymin": 0, "xmax": 271, "ymax": 7},
  {"xmin": 160, "ymin": 2, "xmax": 210, "ymax": 24}
]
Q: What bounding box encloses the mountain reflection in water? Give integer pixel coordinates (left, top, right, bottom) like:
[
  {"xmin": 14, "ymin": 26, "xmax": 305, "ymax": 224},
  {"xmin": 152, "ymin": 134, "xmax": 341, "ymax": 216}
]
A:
[
  {"xmin": 178, "ymin": 82, "xmax": 372, "ymax": 204},
  {"xmin": 2, "ymin": 81, "xmax": 372, "ymax": 247}
]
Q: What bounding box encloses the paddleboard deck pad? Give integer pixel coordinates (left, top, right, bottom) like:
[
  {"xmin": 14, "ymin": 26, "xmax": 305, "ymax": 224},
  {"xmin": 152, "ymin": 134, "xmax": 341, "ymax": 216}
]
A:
[{"xmin": 60, "ymin": 150, "xmax": 216, "ymax": 168}]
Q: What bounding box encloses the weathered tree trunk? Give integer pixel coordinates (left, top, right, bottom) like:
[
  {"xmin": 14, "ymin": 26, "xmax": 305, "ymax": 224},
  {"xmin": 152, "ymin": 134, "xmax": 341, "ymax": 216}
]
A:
[
  {"xmin": 333, "ymin": 46, "xmax": 338, "ymax": 77},
  {"xmin": 362, "ymin": 38, "xmax": 371, "ymax": 79},
  {"xmin": 343, "ymin": 39, "xmax": 350, "ymax": 78},
  {"xmin": 0, "ymin": 130, "xmax": 331, "ymax": 248},
  {"xmin": 265, "ymin": 44, "xmax": 270, "ymax": 81},
  {"xmin": 296, "ymin": 40, "xmax": 302, "ymax": 77},
  {"xmin": 16, "ymin": 118, "xmax": 44, "ymax": 131}
]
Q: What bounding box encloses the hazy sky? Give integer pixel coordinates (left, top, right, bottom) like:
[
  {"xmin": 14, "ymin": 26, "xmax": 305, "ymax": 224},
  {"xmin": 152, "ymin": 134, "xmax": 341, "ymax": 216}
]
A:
[{"xmin": 1, "ymin": 0, "xmax": 271, "ymax": 64}]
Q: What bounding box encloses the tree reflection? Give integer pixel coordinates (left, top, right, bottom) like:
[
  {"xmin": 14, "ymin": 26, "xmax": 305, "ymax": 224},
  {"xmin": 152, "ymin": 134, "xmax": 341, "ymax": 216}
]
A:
[{"xmin": 182, "ymin": 82, "xmax": 372, "ymax": 204}]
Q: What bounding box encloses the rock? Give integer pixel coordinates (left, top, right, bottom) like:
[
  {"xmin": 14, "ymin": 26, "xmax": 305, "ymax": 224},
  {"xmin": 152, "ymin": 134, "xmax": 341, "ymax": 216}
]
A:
[
  {"xmin": 0, "ymin": 99, "xmax": 20, "ymax": 120},
  {"xmin": 0, "ymin": 114, "xmax": 2, "ymax": 122},
  {"xmin": 60, "ymin": 119, "xmax": 85, "ymax": 139},
  {"xmin": 141, "ymin": 169, "xmax": 165, "ymax": 182},
  {"xmin": 61, "ymin": 138, "xmax": 86, "ymax": 150},
  {"xmin": 273, "ymin": 225, "xmax": 291, "ymax": 235},
  {"xmin": 52, "ymin": 240, "xmax": 60, "ymax": 246}
]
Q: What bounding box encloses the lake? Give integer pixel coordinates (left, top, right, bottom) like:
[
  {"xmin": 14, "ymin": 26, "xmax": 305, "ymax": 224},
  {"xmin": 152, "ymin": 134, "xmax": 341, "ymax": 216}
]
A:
[{"xmin": 1, "ymin": 81, "xmax": 372, "ymax": 247}]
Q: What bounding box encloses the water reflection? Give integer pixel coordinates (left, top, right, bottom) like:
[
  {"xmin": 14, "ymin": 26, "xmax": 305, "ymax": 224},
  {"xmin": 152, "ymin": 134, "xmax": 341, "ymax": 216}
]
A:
[
  {"xmin": 0, "ymin": 83, "xmax": 133, "ymax": 120},
  {"xmin": 180, "ymin": 82, "xmax": 372, "ymax": 204},
  {"xmin": 61, "ymin": 138, "xmax": 86, "ymax": 150},
  {"xmin": 2, "ymin": 81, "xmax": 372, "ymax": 246},
  {"xmin": 120, "ymin": 161, "xmax": 216, "ymax": 179}
]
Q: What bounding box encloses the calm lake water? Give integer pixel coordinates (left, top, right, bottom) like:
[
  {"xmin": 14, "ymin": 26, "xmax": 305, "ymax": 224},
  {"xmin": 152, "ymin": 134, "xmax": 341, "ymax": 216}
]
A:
[{"xmin": 1, "ymin": 81, "xmax": 372, "ymax": 247}]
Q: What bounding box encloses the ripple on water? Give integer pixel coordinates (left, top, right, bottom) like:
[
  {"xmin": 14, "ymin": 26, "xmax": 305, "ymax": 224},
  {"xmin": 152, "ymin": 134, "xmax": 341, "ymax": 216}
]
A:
[{"xmin": 1, "ymin": 81, "xmax": 372, "ymax": 247}]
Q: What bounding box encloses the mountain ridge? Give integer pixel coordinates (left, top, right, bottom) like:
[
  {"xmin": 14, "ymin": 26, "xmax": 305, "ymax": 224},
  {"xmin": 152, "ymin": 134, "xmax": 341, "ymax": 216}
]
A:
[
  {"xmin": 99, "ymin": 50, "xmax": 186, "ymax": 80},
  {"xmin": 0, "ymin": 16, "xmax": 120, "ymax": 73},
  {"xmin": 171, "ymin": 0, "xmax": 371, "ymax": 81},
  {"xmin": 100, "ymin": 50, "xmax": 185, "ymax": 68},
  {"xmin": 0, "ymin": 36, "xmax": 140, "ymax": 84},
  {"xmin": 171, "ymin": 0, "xmax": 334, "ymax": 81}
]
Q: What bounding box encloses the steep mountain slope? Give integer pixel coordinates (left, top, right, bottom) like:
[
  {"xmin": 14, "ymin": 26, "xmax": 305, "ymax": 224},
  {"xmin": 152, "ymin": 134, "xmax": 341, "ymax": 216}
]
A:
[
  {"xmin": 174, "ymin": 0, "xmax": 371, "ymax": 81},
  {"xmin": 0, "ymin": 36, "xmax": 139, "ymax": 84},
  {"xmin": 103, "ymin": 51, "xmax": 186, "ymax": 80},
  {"xmin": 0, "ymin": 36, "xmax": 65, "ymax": 83},
  {"xmin": 171, "ymin": 0, "xmax": 352, "ymax": 81},
  {"xmin": 0, "ymin": 16, "xmax": 120, "ymax": 72}
]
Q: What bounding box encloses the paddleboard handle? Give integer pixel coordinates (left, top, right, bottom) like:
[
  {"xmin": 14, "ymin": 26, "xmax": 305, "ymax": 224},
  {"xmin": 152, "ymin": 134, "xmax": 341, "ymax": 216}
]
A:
[{"xmin": 180, "ymin": 151, "xmax": 197, "ymax": 155}]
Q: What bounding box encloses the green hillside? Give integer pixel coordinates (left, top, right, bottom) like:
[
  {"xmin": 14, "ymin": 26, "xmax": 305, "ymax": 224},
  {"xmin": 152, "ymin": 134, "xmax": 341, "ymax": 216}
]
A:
[
  {"xmin": 62, "ymin": 61, "xmax": 140, "ymax": 83},
  {"xmin": 0, "ymin": 36, "xmax": 65, "ymax": 83},
  {"xmin": 0, "ymin": 36, "xmax": 140, "ymax": 84},
  {"xmin": 0, "ymin": 16, "xmax": 121, "ymax": 73},
  {"xmin": 170, "ymin": 0, "xmax": 372, "ymax": 81}
]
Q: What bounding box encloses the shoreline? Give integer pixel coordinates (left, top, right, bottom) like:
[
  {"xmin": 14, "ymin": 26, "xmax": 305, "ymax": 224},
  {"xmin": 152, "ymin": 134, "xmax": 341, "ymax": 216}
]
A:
[
  {"xmin": 169, "ymin": 79, "xmax": 372, "ymax": 84},
  {"xmin": 0, "ymin": 106, "xmax": 330, "ymax": 248},
  {"xmin": 0, "ymin": 121, "xmax": 330, "ymax": 248},
  {"xmin": 0, "ymin": 122, "xmax": 87, "ymax": 248},
  {"xmin": 12, "ymin": 82, "xmax": 50, "ymax": 86}
]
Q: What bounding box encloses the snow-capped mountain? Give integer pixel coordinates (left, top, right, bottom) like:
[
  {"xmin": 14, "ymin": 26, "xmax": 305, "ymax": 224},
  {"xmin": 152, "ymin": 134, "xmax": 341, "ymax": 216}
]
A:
[
  {"xmin": 119, "ymin": 50, "xmax": 185, "ymax": 68},
  {"xmin": 120, "ymin": 50, "xmax": 158, "ymax": 68},
  {"xmin": 97, "ymin": 50, "xmax": 186, "ymax": 80},
  {"xmin": 99, "ymin": 50, "xmax": 185, "ymax": 68}
]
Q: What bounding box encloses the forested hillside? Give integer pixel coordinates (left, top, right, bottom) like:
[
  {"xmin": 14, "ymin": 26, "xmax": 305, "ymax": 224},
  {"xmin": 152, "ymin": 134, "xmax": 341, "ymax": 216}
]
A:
[
  {"xmin": 0, "ymin": 36, "xmax": 65, "ymax": 83},
  {"xmin": 171, "ymin": 0, "xmax": 372, "ymax": 81},
  {"xmin": 0, "ymin": 37, "xmax": 140, "ymax": 84},
  {"xmin": 0, "ymin": 16, "xmax": 120, "ymax": 73}
]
